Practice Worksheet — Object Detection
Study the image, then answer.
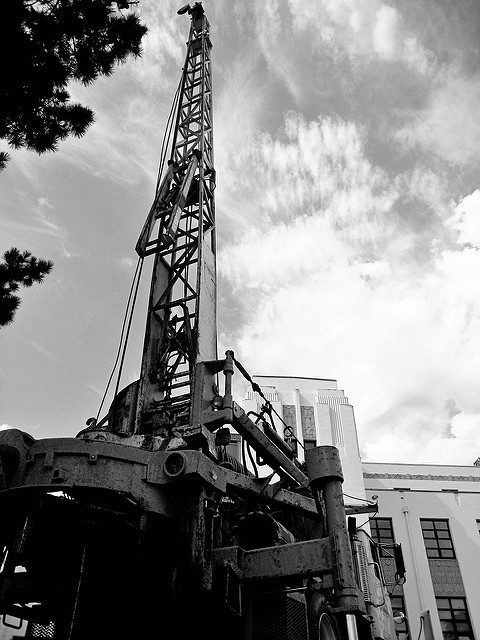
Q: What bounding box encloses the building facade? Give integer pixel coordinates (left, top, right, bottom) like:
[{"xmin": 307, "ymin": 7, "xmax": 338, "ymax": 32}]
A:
[
  {"xmin": 242, "ymin": 376, "xmax": 480, "ymax": 640},
  {"xmin": 364, "ymin": 464, "xmax": 480, "ymax": 640}
]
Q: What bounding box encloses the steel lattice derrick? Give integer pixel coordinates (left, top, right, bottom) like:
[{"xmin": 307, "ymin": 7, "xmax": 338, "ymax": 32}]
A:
[{"xmin": 134, "ymin": 4, "xmax": 216, "ymax": 436}]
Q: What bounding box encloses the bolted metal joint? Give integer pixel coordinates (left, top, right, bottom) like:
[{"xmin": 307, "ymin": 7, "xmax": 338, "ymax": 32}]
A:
[{"xmin": 305, "ymin": 446, "xmax": 344, "ymax": 486}]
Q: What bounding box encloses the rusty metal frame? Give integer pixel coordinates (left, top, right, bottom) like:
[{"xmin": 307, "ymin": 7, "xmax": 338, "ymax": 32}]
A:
[
  {"xmin": 134, "ymin": 4, "xmax": 216, "ymax": 436},
  {"xmin": 215, "ymin": 538, "xmax": 335, "ymax": 581}
]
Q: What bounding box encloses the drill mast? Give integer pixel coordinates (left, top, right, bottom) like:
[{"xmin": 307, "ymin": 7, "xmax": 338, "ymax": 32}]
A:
[{"xmin": 135, "ymin": 3, "xmax": 216, "ymax": 436}]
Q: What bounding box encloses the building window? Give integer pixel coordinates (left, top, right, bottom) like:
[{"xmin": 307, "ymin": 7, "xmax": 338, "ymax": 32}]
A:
[
  {"xmin": 303, "ymin": 439, "xmax": 316, "ymax": 451},
  {"xmin": 390, "ymin": 595, "xmax": 410, "ymax": 640},
  {"xmin": 370, "ymin": 518, "xmax": 395, "ymax": 557},
  {"xmin": 420, "ymin": 519, "xmax": 455, "ymax": 559},
  {"xmin": 436, "ymin": 597, "xmax": 474, "ymax": 640}
]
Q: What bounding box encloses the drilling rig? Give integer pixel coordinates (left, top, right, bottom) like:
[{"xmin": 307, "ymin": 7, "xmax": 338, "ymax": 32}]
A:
[{"xmin": 0, "ymin": 5, "xmax": 405, "ymax": 639}]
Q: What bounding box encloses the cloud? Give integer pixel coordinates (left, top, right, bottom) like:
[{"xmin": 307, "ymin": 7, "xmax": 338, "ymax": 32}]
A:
[
  {"xmin": 287, "ymin": 0, "xmax": 434, "ymax": 74},
  {"xmin": 394, "ymin": 74, "xmax": 480, "ymax": 166},
  {"xmin": 446, "ymin": 189, "xmax": 480, "ymax": 247},
  {"xmin": 364, "ymin": 411, "xmax": 480, "ymax": 465},
  {"xmin": 22, "ymin": 339, "xmax": 58, "ymax": 363},
  {"xmin": 131, "ymin": 0, "xmax": 184, "ymax": 91},
  {"xmin": 402, "ymin": 166, "xmax": 449, "ymax": 218},
  {"xmin": 221, "ymin": 112, "xmax": 400, "ymax": 262},
  {"xmin": 0, "ymin": 197, "xmax": 76, "ymax": 259},
  {"xmin": 215, "ymin": 54, "xmax": 266, "ymax": 186},
  {"xmin": 34, "ymin": 197, "xmax": 63, "ymax": 237},
  {"xmin": 219, "ymin": 107, "xmax": 480, "ymax": 465},
  {"xmin": 10, "ymin": 0, "xmax": 186, "ymax": 186}
]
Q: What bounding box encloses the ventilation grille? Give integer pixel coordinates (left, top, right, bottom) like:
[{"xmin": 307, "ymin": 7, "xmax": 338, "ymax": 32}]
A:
[
  {"xmin": 355, "ymin": 540, "xmax": 372, "ymax": 603},
  {"xmin": 25, "ymin": 620, "xmax": 56, "ymax": 639},
  {"xmin": 251, "ymin": 592, "xmax": 308, "ymax": 640},
  {"xmin": 316, "ymin": 394, "xmax": 348, "ymax": 405},
  {"xmin": 245, "ymin": 386, "xmax": 279, "ymax": 402}
]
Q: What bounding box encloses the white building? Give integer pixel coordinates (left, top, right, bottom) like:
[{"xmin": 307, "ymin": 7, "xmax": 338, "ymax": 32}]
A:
[
  {"xmin": 364, "ymin": 463, "xmax": 480, "ymax": 640},
  {"xmin": 242, "ymin": 375, "xmax": 480, "ymax": 640}
]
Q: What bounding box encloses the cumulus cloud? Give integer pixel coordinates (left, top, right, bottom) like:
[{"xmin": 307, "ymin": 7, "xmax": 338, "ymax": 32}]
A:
[
  {"xmin": 219, "ymin": 109, "xmax": 480, "ymax": 465},
  {"xmin": 364, "ymin": 411, "xmax": 480, "ymax": 465},
  {"xmin": 446, "ymin": 189, "xmax": 480, "ymax": 247}
]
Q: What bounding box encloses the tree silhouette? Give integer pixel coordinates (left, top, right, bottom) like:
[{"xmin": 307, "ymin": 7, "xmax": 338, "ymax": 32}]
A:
[
  {"xmin": 0, "ymin": 1, "xmax": 148, "ymax": 323},
  {"xmin": 1, "ymin": 0, "xmax": 147, "ymax": 166},
  {"xmin": 0, "ymin": 249, "xmax": 53, "ymax": 326}
]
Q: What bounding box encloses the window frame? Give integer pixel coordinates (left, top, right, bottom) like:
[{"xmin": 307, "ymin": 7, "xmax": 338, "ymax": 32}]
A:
[
  {"xmin": 370, "ymin": 517, "xmax": 395, "ymax": 557},
  {"xmin": 390, "ymin": 594, "xmax": 410, "ymax": 640},
  {"xmin": 436, "ymin": 596, "xmax": 474, "ymax": 640},
  {"xmin": 420, "ymin": 519, "xmax": 455, "ymax": 559}
]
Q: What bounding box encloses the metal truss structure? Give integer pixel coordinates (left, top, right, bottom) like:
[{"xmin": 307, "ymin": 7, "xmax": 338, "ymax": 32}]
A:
[{"xmin": 135, "ymin": 2, "xmax": 216, "ymax": 436}]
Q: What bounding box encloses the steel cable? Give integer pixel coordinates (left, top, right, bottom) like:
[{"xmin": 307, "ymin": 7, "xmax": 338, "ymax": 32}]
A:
[
  {"xmin": 95, "ymin": 72, "xmax": 182, "ymax": 422},
  {"xmin": 95, "ymin": 257, "xmax": 143, "ymax": 422}
]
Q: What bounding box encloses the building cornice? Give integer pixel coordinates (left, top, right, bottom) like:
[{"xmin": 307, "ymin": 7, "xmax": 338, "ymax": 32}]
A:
[{"xmin": 363, "ymin": 472, "xmax": 480, "ymax": 482}]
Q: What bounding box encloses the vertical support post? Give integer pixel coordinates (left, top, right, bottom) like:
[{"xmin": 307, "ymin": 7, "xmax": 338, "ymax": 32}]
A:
[
  {"xmin": 184, "ymin": 486, "xmax": 214, "ymax": 592},
  {"xmin": 305, "ymin": 446, "xmax": 359, "ymax": 612},
  {"xmin": 421, "ymin": 610, "xmax": 435, "ymax": 640}
]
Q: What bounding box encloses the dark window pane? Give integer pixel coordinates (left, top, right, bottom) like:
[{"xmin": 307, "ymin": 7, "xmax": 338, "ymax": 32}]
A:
[
  {"xmin": 437, "ymin": 530, "xmax": 451, "ymax": 539},
  {"xmin": 421, "ymin": 520, "xmax": 434, "ymax": 529},
  {"xmin": 441, "ymin": 549, "xmax": 455, "ymax": 558},
  {"xmin": 451, "ymin": 599, "xmax": 466, "ymax": 609},
  {"xmin": 438, "ymin": 539, "xmax": 453, "ymax": 549},
  {"xmin": 439, "ymin": 611, "xmax": 453, "ymax": 620},
  {"xmin": 441, "ymin": 621, "xmax": 455, "ymax": 632},
  {"xmin": 456, "ymin": 623, "xmax": 471, "ymax": 633},
  {"xmin": 427, "ymin": 549, "xmax": 440, "ymax": 558},
  {"xmin": 453, "ymin": 611, "xmax": 467, "ymax": 621},
  {"xmin": 424, "ymin": 539, "xmax": 437, "ymax": 548},
  {"xmin": 435, "ymin": 521, "xmax": 449, "ymax": 530},
  {"xmin": 423, "ymin": 530, "xmax": 435, "ymax": 538},
  {"xmin": 436, "ymin": 599, "xmax": 450, "ymax": 608}
]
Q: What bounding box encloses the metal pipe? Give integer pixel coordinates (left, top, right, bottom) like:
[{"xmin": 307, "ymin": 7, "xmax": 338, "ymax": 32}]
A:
[
  {"xmin": 346, "ymin": 614, "xmax": 360, "ymax": 640},
  {"xmin": 323, "ymin": 477, "xmax": 347, "ymax": 537},
  {"xmin": 305, "ymin": 446, "xmax": 359, "ymax": 612},
  {"xmin": 402, "ymin": 501, "xmax": 426, "ymax": 611}
]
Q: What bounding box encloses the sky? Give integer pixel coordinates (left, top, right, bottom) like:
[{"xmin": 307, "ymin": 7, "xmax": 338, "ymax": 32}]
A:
[{"xmin": 2, "ymin": 0, "xmax": 480, "ymax": 465}]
